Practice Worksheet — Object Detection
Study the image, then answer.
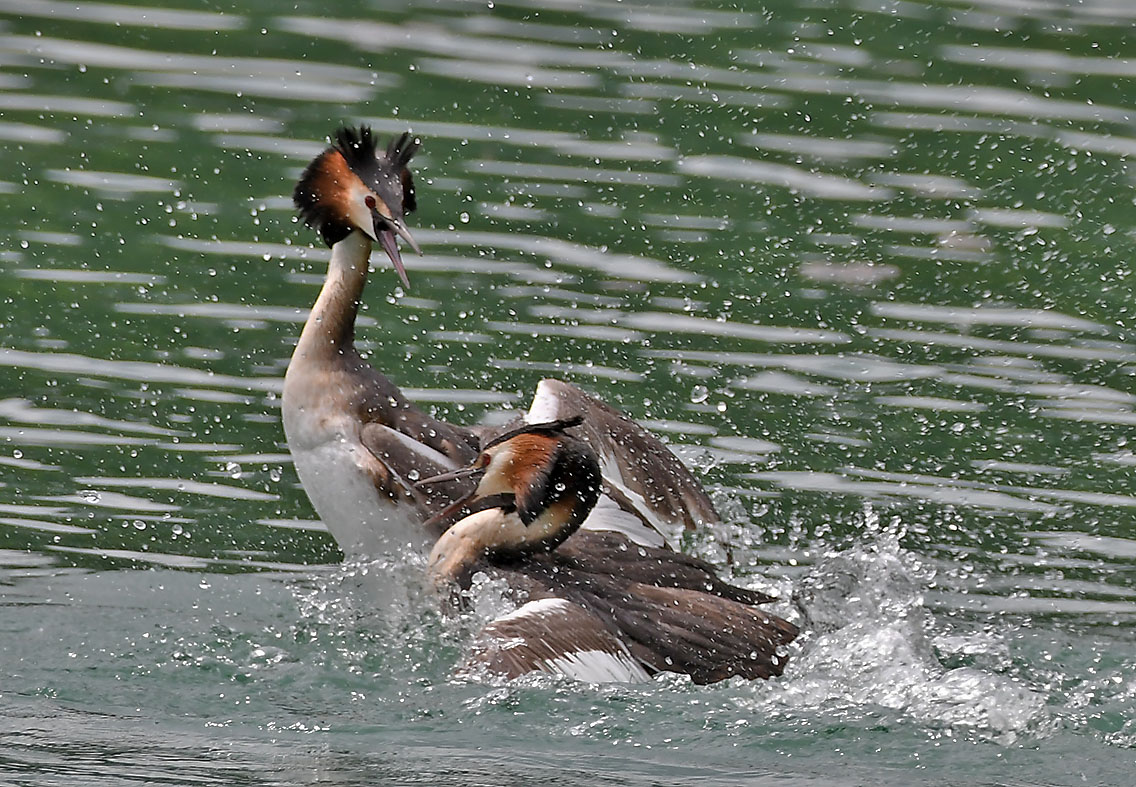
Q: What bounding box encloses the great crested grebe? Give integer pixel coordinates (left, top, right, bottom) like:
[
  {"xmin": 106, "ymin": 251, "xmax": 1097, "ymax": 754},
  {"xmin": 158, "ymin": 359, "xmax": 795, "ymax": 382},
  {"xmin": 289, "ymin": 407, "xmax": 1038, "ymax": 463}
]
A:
[
  {"xmin": 283, "ymin": 126, "xmax": 478, "ymax": 555},
  {"xmin": 282, "ymin": 126, "xmax": 798, "ymax": 681},
  {"xmin": 419, "ymin": 417, "xmax": 798, "ymax": 683}
]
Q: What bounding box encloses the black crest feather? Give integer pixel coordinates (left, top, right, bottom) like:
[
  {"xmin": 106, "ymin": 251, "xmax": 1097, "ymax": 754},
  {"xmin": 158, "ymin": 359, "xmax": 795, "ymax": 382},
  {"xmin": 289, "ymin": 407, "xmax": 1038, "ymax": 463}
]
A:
[
  {"xmin": 482, "ymin": 415, "xmax": 585, "ymax": 451},
  {"xmin": 333, "ymin": 126, "xmax": 379, "ymax": 172},
  {"xmin": 387, "ymin": 131, "xmax": 420, "ymax": 168}
]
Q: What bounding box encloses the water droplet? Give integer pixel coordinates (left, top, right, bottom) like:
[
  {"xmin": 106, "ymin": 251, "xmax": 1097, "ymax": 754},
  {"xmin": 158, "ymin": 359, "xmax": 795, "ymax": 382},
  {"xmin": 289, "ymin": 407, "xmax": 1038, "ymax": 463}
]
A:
[
  {"xmin": 407, "ymin": 469, "xmax": 420, "ymax": 481},
  {"xmin": 225, "ymin": 461, "xmax": 242, "ymax": 479},
  {"xmin": 690, "ymin": 385, "xmax": 709, "ymax": 404},
  {"xmin": 459, "ymin": 212, "xmax": 470, "ymax": 224},
  {"xmin": 133, "ymin": 520, "xmax": 146, "ymax": 530}
]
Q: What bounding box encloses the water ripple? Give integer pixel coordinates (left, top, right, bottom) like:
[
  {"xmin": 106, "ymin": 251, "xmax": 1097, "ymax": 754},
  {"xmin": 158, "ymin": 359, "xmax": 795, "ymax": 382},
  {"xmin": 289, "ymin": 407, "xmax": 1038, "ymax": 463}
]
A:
[
  {"xmin": 873, "ymin": 302, "xmax": 1106, "ymax": 332},
  {"xmin": 0, "ymin": 398, "xmax": 177, "ymax": 436},
  {"xmin": 45, "ymin": 168, "xmax": 178, "ymax": 195},
  {"xmin": 678, "ymin": 155, "xmax": 893, "ymax": 201},
  {"xmin": 0, "ymin": 347, "xmax": 279, "ymax": 392},
  {"xmin": 74, "ymin": 477, "xmax": 277, "ymax": 502},
  {"xmin": 622, "ymin": 313, "xmax": 851, "ymax": 345},
  {"xmin": 0, "ymin": 120, "xmax": 65, "ymax": 144},
  {"xmin": 4, "ymin": 0, "xmax": 245, "ymax": 30},
  {"xmin": 873, "ymin": 328, "xmax": 1136, "ymax": 363},
  {"xmin": 470, "ymin": 159, "xmax": 681, "ymax": 188}
]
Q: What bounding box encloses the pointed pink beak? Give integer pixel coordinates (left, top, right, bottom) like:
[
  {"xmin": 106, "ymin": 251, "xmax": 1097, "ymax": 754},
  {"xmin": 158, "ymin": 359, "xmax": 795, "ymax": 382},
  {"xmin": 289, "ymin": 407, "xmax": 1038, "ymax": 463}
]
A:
[{"xmin": 375, "ymin": 216, "xmax": 421, "ymax": 290}]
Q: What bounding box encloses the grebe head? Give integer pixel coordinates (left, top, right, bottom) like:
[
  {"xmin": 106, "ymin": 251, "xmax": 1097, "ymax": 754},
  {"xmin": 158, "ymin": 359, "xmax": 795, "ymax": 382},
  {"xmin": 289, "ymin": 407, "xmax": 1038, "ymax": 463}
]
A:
[
  {"xmin": 418, "ymin": 416, "xmax": 601, "ymax": 588},
  {"xmin": 293, "ymin": 125, "xmax": 421, "ymax": 288}
]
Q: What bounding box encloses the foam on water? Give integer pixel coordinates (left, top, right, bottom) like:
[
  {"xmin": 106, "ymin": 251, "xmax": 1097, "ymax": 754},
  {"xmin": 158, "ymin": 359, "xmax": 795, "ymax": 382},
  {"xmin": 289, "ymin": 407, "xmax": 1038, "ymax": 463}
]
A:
[
  {"xmin": 769, "ymin": 511, "xmax": 1049, "ymax": 744},
  {"xmin": 292, "ymin": 547, "xmax": 432, "ymax": 632},
  {"xmin": 288, "ymin": 507, "xmax": 1047, "ymax": 753}
]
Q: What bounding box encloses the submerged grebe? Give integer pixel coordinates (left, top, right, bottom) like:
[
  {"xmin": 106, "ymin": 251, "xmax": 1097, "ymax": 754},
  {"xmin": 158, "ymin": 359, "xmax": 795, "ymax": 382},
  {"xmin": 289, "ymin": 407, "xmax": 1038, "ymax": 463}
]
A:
[{"xmin": 282, "ymin": 126, "xmax": 798, "ymax": 681}]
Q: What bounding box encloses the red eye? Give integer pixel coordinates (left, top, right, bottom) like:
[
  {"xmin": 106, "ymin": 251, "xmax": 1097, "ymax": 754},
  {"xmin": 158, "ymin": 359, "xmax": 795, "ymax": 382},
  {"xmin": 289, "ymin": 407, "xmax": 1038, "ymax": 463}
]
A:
[
  {"xmin": 477, "ymin": 453, "xmax": 490, "ymax": 468},
  {"xmin": 364, "ymin": 195, "xmax": 376, "ymax": 210}
]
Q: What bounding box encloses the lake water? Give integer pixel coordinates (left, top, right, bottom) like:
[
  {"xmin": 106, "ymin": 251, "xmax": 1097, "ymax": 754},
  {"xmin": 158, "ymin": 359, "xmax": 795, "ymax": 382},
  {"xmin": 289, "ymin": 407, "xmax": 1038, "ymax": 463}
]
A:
[{"xmin": 2, "ymin": 0, "xmax": 1135, "ymax": 784}]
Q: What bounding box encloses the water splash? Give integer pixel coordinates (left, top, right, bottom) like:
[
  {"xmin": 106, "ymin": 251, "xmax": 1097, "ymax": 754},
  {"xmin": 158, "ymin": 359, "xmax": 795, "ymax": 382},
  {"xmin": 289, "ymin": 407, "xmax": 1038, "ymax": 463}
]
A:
[
  {"xmin": 777, "ymin": 509, "xmax": 1049, "ymax": 743},
  {"xmin": 292, "ymin": 548, "xmax": 432, "ymax": 634}
]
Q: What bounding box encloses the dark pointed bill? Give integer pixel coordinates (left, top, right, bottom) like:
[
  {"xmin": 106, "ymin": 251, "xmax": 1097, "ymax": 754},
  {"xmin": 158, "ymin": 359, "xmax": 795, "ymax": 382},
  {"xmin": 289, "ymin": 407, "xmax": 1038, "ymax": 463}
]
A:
[
  {"xmin": 388, "ymin": 216, "xmax": 422, "ymax": 255},
  {"xmin": 377, "ymin": 227, "xmax": 412, "ymax": 290},
  {"xmin": 415, "ymin": 464, "xmax": 483, "ymax": 488}
]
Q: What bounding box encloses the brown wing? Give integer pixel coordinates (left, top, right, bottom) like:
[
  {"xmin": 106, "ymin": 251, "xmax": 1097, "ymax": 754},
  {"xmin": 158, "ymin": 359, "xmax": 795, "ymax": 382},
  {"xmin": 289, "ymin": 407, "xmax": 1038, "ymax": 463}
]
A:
[
  {"xmin": 556, "ymin": 530, "xmax": 776, "ymax": 605},
  {"xmin": 525, "ymin": 379, "xmax": 721, "ymax": 539},
  {"xmin": 509, "ymin": 529, "xmax": 797, "ymax": 684},
  {"xmin": 339, "ymin": 355, "xmax": 480, "ymax": 530},
  {"xmin": 460, "ymin": 596, "xmax": 651, "ymax": 683},
  {"xmin": 353, "ymin": 358, "xmax": 479, "ymax": 464},
  {"xmin": 608, "ymin": 583, "xmax": 798, "ymax": 683},
  {"xmin": 359, "ymin": 422, "xmax": 477, "ymax": 534}
]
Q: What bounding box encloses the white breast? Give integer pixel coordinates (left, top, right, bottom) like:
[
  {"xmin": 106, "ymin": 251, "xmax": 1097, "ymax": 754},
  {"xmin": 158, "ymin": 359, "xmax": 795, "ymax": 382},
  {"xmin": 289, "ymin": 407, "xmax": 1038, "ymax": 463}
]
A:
[
  {"xmin": 283, "ymin": 400, "xmax": 424, "ymax": 557},
  {"xmin": 292, "ymin": 440, "xmax": 423, "ymax": 557}
]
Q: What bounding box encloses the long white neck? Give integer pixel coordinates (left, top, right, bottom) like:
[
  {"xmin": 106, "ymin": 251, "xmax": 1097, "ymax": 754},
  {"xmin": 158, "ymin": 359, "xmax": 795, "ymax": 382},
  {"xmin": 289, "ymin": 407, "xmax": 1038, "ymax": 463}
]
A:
[{"xmin": 292, "ymin": 230, "xmax": 372, "ymax": 363}]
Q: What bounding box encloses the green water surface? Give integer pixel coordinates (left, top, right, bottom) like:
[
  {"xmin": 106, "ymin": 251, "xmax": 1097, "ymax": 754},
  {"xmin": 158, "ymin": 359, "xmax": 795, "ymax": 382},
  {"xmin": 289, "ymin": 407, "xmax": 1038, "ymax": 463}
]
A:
[{"xmin": 2, "ymin": 0, "xmax": 1135, "ymax": 784}]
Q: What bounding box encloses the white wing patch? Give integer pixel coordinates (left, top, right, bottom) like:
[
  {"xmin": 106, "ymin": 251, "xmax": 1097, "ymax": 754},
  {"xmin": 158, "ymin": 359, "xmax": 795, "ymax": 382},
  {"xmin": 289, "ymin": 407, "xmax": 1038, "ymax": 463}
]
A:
[
  {"xmin": 494, "ymin": 596, "xmax": 570, "ymax": 623},
  {"xmin": 543, "ymin": 648, "xmax": 651, "ymax": 683},
  {"xmin": 580, "ymin": 491, "xmax": 667, "ymax": 548},
  {"xmin": 524, "ymin": 379, "xmax": 562, "ymax": 424},
  {"xmin": 466, "ymin": 597, "xmax": 651, "ymax": 684}
]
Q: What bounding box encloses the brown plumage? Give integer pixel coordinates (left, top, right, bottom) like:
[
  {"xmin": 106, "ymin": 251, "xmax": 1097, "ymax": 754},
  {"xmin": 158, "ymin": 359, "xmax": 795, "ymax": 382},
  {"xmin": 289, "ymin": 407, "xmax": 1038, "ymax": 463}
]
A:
[{"xmin": 293, "ymin": 148, "xmax": 358, "ymax": 244}]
